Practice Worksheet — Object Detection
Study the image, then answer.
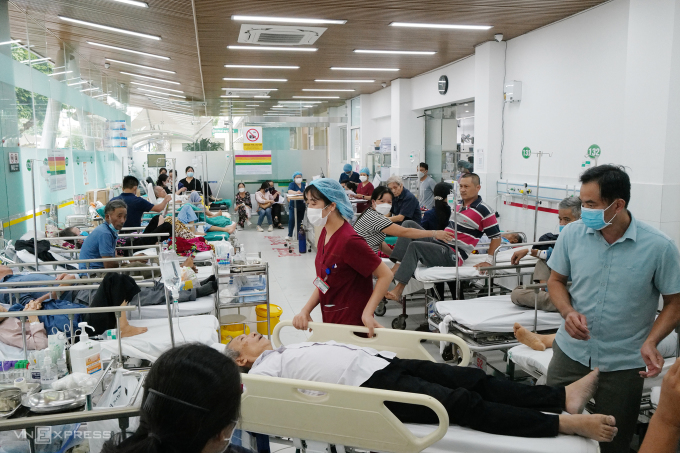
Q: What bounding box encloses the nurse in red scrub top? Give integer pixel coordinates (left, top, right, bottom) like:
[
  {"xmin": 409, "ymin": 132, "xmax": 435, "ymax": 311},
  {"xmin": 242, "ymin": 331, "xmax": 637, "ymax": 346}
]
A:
[{"xmin": 292, "ymin": 178, "xmax": 392, "ymax": 337}]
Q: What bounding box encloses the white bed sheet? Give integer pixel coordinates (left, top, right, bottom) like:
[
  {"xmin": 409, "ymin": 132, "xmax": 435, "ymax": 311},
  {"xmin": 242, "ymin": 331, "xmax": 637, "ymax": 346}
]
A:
[
  {"xmin": 509, "ymin": 332, "xmax": 678, "ymax": 390},
  {"xmin": 15, "ymin": 249, "xmax": 74, "ymax": 272},
  {"xmin": 415, "ymin": 247, "xmax": 538, "ymax": 283},
  {"xmin": 436, "ymin": 296, "xmax": 563, "ymax": 333},
  {"xmin": 407, "ymin": 423, "xmax": 598, "ymax": 453},
  {"xmin": 129, "ymin": 295, "xmax": 215, "ymax": 319}
]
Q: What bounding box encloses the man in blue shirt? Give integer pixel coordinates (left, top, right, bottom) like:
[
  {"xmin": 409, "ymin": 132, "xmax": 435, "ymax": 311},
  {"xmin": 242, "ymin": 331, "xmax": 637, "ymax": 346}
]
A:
[
  {"xmin": 339, "ymin": 163, "xmax": 361, "ymax": 184},
  {"xmin": 546, "ymin": 165, "xmax": 680, "ymax": 453},
  {"xmin": 386, "ymin": 175, "xmax": 422, "ymax": 225},
  {"xmin": 79, "ymin": 199, "xmax": 128, "ymax": 273},
  {"xmin": 111, "ymin": 175, "xmax": 170, "ymax": 228}
]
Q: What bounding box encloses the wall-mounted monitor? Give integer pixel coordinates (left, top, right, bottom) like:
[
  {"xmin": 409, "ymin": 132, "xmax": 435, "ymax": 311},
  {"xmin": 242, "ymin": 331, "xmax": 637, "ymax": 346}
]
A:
[{"xmin": 147, "ymin": 154, "xmax": 166, "ymax": 167}]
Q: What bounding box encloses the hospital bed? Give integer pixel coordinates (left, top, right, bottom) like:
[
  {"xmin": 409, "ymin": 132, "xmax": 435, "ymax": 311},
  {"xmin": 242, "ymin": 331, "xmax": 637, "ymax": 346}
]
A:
[{"xmin": 239, "ymin": 321, "xmax": 599, "ymax": 453}]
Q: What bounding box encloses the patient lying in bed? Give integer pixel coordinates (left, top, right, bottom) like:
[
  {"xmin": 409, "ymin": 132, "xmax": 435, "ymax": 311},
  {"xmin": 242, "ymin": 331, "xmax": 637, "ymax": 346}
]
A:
[{"xmin": 225, "ymin": 333, "xmax": 618, "ymax": 442}]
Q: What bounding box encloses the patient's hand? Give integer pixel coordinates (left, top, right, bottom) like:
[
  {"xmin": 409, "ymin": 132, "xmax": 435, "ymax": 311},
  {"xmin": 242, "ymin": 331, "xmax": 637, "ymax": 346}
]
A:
[
  {"xmin": 511, "ymin": 249, "xmax": 529, "ymax": 265},
  {"xmin": 474, "ymin": 262, "xmax": 493, "ymax": 274},
  {"xmin": 24, "ymin": 300, "xmax": 42, "ymax": 323}
]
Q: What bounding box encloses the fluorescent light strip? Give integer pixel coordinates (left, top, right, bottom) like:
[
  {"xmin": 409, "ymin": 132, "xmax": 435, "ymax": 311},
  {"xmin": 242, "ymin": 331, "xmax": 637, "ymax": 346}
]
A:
[
  {"xmin": 390, "ymin": 22, "xmax": 492, "ymax": 30},
  {"xmin": 121, "ymin": 72, "xmax": 180, "ymax": 84},
  {"xmin": 110, "ymin": 0, "xmax": 149, "ymax": 7},
  {"xmin": 224, "ymin": 64, "xmax": 299, "ymax": 69},
  {"xmin": 92, "ymin": 93, "xmax": 109, "ymax": 98},
  {"xmin": 279, "ymin": 100, "xmax": 323, "ymax": 103},
  {"xmin": 330, "ymin": 67, "xmax": 399, "ymax": 72},
  {"xmin": 221, "ymin": 95, "xmax": 240, "ymax": 98},
  {"xmin": 315, "ymin": 79, "xmax": 374, "ymax": 83},
  {"xmin": 81, "ymin": 87, "xmax": 100, "ymax": 92},
  {"xmin": 231, "ymin": 15, "xmax": 346, "ymax": 25},
  {"xmin": 87, "ymin": 42, "xmax": 169, "ymax": 60},
  {"xmin": 221, "ymin": 100, "xmax": 264, "ymax": 103},
  {"xmin": 302, "ymin": 89, "xmax": 355, "ymax": 92},
  {"xmin": 0, "ymin": 40, "xmax": 21, "ymax": 46},
  {"xmin": 130, "ymin": 82, "xmax": 183, "ymax": 93},
  {"xmin": 59, "ymin": 16, "xmax": 161, "ymax": 40},
  {"xmin": 228, "ymin": 45, "xmax": 316, "ymax": 52},
  {"xmin": 254, "ymin": 95, "xmax": 271, "ymax": 98},
  {"xmin": 141, "ymin": 93, "xmax": 174, "ymax": 100},
  {"xmin": 106, "ymin": 58, "xmax": 175, "ymax": 74},
  {"xmin": 354, "ymin": 49, "xmax": 436, "ymax": 55},
  {"xmin": 246, "ymin": 105, "xmax": 261, "ymax": 107},
  {"xmin": 222, "ymin": 88, "xmax": 277, "ymax": 91},
  {"xmin": 20, "ymin": 57, "xmax": 51, "ymax": 63},
  {"xmin": 292, "ymin": 96, "xmax": 340, "ymax": 99},
  {"xmin": 49, "ymin": 70, "xmax": 73, "ymax": 76},
  {"xmin": 68, "ymin": 81, "xmax": 88, "ymax": 86},
  {"xmin": 223, "ymin": 77, "xmax": 287, "ymax": 82},
  {"xmin": 303, "ymin": 105, "xmax": 315, "ymax": 107},
  {"xmin": 136, "ymin": 88, "xmax": 186, "ymax": 98}
]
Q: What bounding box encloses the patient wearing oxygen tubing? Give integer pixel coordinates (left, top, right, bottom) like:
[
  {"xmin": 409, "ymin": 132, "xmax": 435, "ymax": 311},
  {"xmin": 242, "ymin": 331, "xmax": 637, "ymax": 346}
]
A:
[{"xmin": 224, "ymin": 333, "xmax": 618, "ymax": 442}]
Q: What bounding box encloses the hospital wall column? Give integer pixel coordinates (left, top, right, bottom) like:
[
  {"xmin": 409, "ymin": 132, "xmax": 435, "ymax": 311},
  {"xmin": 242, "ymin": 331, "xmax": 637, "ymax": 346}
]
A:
[
  {"xmin": 473, "ymin": 41, "xmax": 506, "ymax": 205},
  {"xmin": 38, "ymin": 45, "xmax": 66, "ymax": 150},
  {"xmin": 390, "ymin": 78, "xmax": 425, "ymax": 176}
]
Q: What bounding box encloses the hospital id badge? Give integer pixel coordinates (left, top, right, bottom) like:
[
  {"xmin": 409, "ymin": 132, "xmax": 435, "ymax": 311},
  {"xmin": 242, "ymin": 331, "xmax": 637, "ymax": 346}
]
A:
[{"xmin": 313, "ymin": 277, "xmax": 330, "ymax": 294}]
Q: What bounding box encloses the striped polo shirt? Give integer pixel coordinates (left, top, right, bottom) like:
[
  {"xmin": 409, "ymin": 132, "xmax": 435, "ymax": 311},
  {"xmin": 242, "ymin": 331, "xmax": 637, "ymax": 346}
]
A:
[{"xmin": 444, "ymin": 195, "xmax": 501, "ymax": 261}]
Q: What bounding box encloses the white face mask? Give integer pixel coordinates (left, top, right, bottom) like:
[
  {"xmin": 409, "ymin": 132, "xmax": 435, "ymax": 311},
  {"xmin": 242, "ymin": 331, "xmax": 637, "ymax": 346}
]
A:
[
  {"xmin": 417, "ymin": 171, "xmax": 425, "ymax": 178},
  {"xmin": 238, "ymin": 188, "xmax": 245, "ymax": 193},
  {"xmin": 307, "ymin": 205, "xmax": 331, "ymax": 227},
  {"xmin": 295, "ymin": 178, "xmax": 302, "ymax": 184},
  {"xmin": 375, "ymin": 203, "xmax": 392, "ymax": 216},
  {"xmin": 359, "ymin": 175, "xmax": 368, "ymax": 182}
]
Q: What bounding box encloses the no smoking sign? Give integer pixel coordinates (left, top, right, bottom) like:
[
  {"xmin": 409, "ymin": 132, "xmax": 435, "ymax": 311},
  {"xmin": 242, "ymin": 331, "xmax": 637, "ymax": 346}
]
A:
[{"xmin": 243, "ymin": 126, "xmax": 263, "ymax": 150}]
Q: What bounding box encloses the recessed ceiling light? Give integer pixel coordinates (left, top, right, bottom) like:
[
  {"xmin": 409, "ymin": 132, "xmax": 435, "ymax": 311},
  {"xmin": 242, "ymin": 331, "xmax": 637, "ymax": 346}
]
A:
[
  {"xmin": 330, "ymin": 67, "xmax": 400, "ymax": 72},
  {"xmin": 224, "ymin": 64, "xmax": 299, "ymax": 69},
  {"xmin": 222, "ymin": 100, "xmax": 264, "ymax": 103},
  {"xmin": 464, "ymin": 104, "xmax": 468, "ymax": 106},
  {"xmin": 110, "ymin": 0, "xmax": 149, "ymax": 7},
  {"xmin": 246, "ymin": 105, "xmax": 260, "ymax": 107},
  {"xmin": 136, "ymin": 88, "xmax": 186, "ymax": 98},
  {"xmin": 293, "ymin": 96, "xmax": 340, "ymax": 99},
  {"xmin": 222, "ymin": 78, "xmax": 287, "ymax": 82},
  {"xmin": 302, "ymin": 89, "xmax": 355, "ymax": 92},
  {"xmin": 314, "ymin": 79, "xmax": 374, "ymax": 83},
  {"xmin": 20, "ymin": 57, "xmax": 51, "ymax": 63},
  {"xmin": 389, "ymin": 22, "xmax": 492, "ymax": 30},
  {"xmin": 121, "ymin": 72, "xmax": 180, "ymax": 84},
  {"xmin": 130, "ymin": 82, "xmax": 183, "ymax": 93},
  {"xmin": 88, "ymin": 42, "xmax": 169, "ymax": 60},
  {"xmin": 106, "ymin": 59, "xmax": 175, "ymax": 74},
  {"xmin": 59, "ymin": 16, "xmax": 161, "ymax": 40},
  {"xmin": 222, "ymin": 88, "xmax": 277, "ymax": 91},
  {"xmin": 49, "ymin": 70, "xmax": 73, "ymax": 76},
  {"xmin": 254, "ymin": 95, "xmax": 271, "ymax": 98},
  {"xmin": 354, "ymin": 49, "xmax": 436, "ymax": 55},
  {"xmin": 0, "ymin": 39, "xmax": 21, "ymax": 46},
  {"xmin": 231, "ymin": 15, "xmax": 346, "ymax": 25},
  {"xmin": 279, "ymin": 100, "xmax": 323, "ymax": 103},
  {"xmin": 228, "ymin": 45, "xmax": 317, "ymax": 52},
  {"xmin": 303, "ymin": 105, "xmax": 315, "ymax": 107},
  {"xmin": 67, "ymin": 80, "xmax": 88, "ymax": 86},
  {"xmin": 221, "ymin": 95, "xmax": 240, "ymax": 98}
]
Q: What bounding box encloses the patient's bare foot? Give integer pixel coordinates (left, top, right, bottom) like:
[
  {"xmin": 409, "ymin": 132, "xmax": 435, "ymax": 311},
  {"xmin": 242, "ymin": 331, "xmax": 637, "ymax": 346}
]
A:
[
  {"xmin": 121, "ymin": 325, "xmax": 148, "ymax": 338},
  {"xmin": 565, "ymin": 369, "xmax": 599, "ymax": 415},
  {"xmin": 385, "ymin": 285, "xmax": 404, "ymax": 301},
  {"xmin": 513, "ymin": 323, "xmax": 546, "ymax": 351},
  {"xmin": 558, "ymin": 414, "xmax": 617, "ymax": 442}
]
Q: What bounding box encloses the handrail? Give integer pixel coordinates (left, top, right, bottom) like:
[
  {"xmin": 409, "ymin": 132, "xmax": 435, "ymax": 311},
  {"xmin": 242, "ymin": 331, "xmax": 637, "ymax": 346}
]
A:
[
  {"xmin": 52, "ymin": 232, "xmax": 169, "ymax": 241},
  {"xmin": 0, "ymin": 276, "xmax": 143, "ymax": 287},
  {"xmin": 0, "ymin": 305, "xmax": 137, "ymax": 318},
  {"xmin": 0, "ymin": 282, "xmax": 155, "ymax": 294},
  {"xmin": 26, "ymin": 267, "xmax": 160, "ymax": 275},
  {"xmin": 2, "ymin": 255, "xmax": 156, "ymax": 267},
  {"xmin": 492, "ymin": 240, "xmax": 556, "ymax": 264}
]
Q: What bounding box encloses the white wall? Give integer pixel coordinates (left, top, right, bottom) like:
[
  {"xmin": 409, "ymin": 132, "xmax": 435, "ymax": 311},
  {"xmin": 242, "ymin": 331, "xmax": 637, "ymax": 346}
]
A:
[{"xmin": 411, "ymin": 56, "xmax": 476, "ymax": 110}]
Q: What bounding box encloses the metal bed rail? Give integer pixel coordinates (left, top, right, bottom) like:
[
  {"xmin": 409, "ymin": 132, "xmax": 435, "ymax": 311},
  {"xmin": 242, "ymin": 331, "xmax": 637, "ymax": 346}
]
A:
[
  {"xmin": 22, "ymin": 267, "xmax": 160, "ymax": 275},
  {"xmin": 491, "ymin": 240, "xmax": 557, "ymax": 265},
  {"xmin": 0, "ymin": 277, "xmax": 144, "ymax": 287}
]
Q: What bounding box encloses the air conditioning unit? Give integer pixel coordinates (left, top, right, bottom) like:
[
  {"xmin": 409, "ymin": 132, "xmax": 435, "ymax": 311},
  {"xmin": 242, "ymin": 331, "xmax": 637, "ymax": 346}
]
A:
[{"xmin": 238, "ymin": 24, "xmax": 326, "ymax": 46}]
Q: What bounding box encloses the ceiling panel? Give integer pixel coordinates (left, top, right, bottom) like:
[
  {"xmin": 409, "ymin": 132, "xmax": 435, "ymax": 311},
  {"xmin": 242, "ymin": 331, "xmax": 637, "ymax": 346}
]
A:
[{"xmin": 9, "ymin": 0, "xmax": 610, "ymax": 116}]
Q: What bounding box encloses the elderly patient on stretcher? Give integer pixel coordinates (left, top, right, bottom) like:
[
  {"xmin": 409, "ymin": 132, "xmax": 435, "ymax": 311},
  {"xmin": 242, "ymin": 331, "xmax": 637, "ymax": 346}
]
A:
[{"xmin": 224, "ymin": 332, "xmax": 618, "ymax": 443}]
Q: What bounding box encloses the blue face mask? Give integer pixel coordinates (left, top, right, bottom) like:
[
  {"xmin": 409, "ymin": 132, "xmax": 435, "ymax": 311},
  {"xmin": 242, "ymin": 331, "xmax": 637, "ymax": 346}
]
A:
[
  {"xmin": 580, "ymin": 201, "xmax": 618, "ymax": 231},
  {"xmin": 106, "ymin": 221, "xmax": 119, "ymax": 237},
  {"xmin": 187, "ymin": 172, "xmax": 194, "ymax": 178},
  {"xmin": 559, "ymin": 225, "xmax": 565, "ymax": 232}
]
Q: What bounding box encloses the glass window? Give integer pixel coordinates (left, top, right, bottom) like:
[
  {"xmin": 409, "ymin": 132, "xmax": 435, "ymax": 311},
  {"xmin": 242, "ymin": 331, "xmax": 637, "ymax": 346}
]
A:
[{"xmin": 351, "ymin": 98, "xmax": 361, "ymax": 128}]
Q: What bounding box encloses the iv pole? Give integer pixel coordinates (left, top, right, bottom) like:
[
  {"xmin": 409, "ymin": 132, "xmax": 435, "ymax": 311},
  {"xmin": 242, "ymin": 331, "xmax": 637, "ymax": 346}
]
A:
[
  {"xmin": 30, "ymin": 159, "xmax": 39, "ymax": 271},
  {"xmin": 530, "ymin": 151, "xmax": 552, "ymax": 242}
]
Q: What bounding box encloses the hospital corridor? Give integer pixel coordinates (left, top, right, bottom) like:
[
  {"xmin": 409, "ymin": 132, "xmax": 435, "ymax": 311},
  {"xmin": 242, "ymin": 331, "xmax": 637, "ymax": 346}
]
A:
[{"xmin": 2, "ymin": 0, "xmax": 680, "ymax": 452}]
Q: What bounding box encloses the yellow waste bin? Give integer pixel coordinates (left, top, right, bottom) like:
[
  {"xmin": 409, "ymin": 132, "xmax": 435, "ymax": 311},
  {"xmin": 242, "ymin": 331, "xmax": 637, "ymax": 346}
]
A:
[
  {"xmin": 256, "ymin": 304, "xmax": 283, "ymax": 335},
  {"xmin": 220, "ymin": 315, "xmax": 250, "ymax": 344}
]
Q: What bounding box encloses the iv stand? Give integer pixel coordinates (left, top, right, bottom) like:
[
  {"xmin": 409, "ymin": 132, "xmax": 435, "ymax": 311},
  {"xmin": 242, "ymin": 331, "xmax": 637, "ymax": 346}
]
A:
[
  {"xmin": 450, "ymin": 188, "xmax": 460, "ymax": 299},
  {"xmin": 168, "ymin": 158, "xmax": 176, "ymax": 250},
  {"xmin": 30, "ymin": 159, "xmax": 39, "ymax": 271},
  {"xmin": 531, "ymin": 151, "xmax": 553, "ymax": 242}
]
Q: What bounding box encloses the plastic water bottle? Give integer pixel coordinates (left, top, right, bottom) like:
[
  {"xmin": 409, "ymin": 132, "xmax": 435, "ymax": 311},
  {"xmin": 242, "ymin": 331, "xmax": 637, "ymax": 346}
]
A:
[
  {"xmin": 40, "ymin": 357, "xmax": 57, "ymax": 389},
  {"xmin": 298, "ymin": 226, "xmax": 307, "ymax": 254}
]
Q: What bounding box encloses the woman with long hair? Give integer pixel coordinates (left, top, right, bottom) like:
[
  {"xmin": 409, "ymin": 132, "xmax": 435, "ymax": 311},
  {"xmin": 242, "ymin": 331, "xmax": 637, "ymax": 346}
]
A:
[
  {"xmin": 103, "ymin": 343, "xmax": 241, "ymax": 453},
  {"xmin": 421, "ymin": 182, "xmax": 453, "ymax": 231},
  {"xmin": 234, "ymin": 182, "xmax": 252, "ymax": 229}
]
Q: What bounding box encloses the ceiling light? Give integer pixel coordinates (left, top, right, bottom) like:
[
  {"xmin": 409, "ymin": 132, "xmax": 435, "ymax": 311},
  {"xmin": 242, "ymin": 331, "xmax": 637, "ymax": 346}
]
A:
[
  {"xmin": 106, "ymin": 59, "xmax": 175, "ymax": 74},
  {"xmin": 293, "ymin": 96, "xmax": 340, "ymax": 99},
  {"xmin": 389, "ymin": 22, "xmax": 492, "ymax": 30},
  {"xmin": 221, "ymin": 95, "xmax": 240, "ymax": 98},
  {"xmin": 136, "ymin": 88, "xmax": 186, "ymax": 98},
  {"xmin": 254, "ymin": 95, "xmax": 270, "ymax": 98},
  {"xmin": 141, "ymin": 93, "xmax": 174, "ymax": 100},
  {"xmin": 222, "ymin": 88, "xmax": 277, "ymax": 91},
  {"xmin": 87, "ymin": 42, "xmax": 169, "ymax": 60},
  {"xmin": 464, "ymin": 104, "xmax": 468, "ymax": 106},
  {"xmin": 49, "ymin": 70, "xmax": 73, "ymax": 76},
  {"xmin": 121, "ymin": 72, "xmax": 180, "ymax": 84},
  {"xmin": 302, "ymin": 89, "xmax": 355, "ymax": 92},
  {"xmin": 231, "ymin": 15, "xmax": 346, "ymax": 25},
  {"xmin": 222, "ymin": 100, "xmax": 264, "ymax": 103},
  {"xmin": 465, "ymin": 110, "xmax": 470, "ymax": 112},
  {"xmin": 0, "ymin": 40, "xmax": 20, "ymax": 46},
  {"xmin": 224, "ymin": 64, "xmax": 299, "ymax": 70},
  {"xmin": 354, "ymin": 49, "xmax": 436, "ymax": 55},
  {"xmin": 81, "ymin": 87, "xmax": 100, "ymax": 92},
  {"xmin": 303, "ymin": 105, "xmax": 315, "ymax": 107},
  {"xmin": 245, "ymin": 105, "xmax": 260, "ymax": 107},
  {"xmin": 92, "ymin": 93, "xmax": 108, "ymax": 98},
  {"xmin": 279, "ymin": 100, "xmax": 322, "ymax": 103},
  {"xmin": 330, "ymin": 67, "xmax": 399, "ymax": 72},
  {"xmin": 228, "ymin": 45, "xmax": 317, "ymax": 52},
  {"xmin": 130, "ymin": 82, "xmax": 183, "ymax": 93},
  {"xmin": 20, "ymin": 57, "xmax": 51, "ymax": 63},
  {"xmin": 59, "ymin": 16, "xmax": 161, "ymax": 40},
  {"xmin": 68, "ymin": 80, "xmax": 88, "ymax": 86},
  {"xmin": 110, "ymin": 0, "xmax": 148, "ymax": 7},
  {"xmin": 222, "ymin": 77, "xmax": 287, "ymax": 82},
  {"xmin": 315, "ymin": 79, "xmax": 374, "ymax": 83}
]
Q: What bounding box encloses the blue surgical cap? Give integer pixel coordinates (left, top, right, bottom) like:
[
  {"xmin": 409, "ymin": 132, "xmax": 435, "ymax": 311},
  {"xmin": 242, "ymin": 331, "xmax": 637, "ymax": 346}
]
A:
[
  {"xmin": 458, "ymin": 160, "xmax": 473, "ymax": 170},
  {"xmin": 308, "ymin": 178, "xmax": 354, "ymax": 220},
  {"xmin": 360, "ymin": 167, "xmax": 370, "ymax": 176},
  {"xmin": 178, "ymin": 204, "xmax": 198, "ymax": 224},
  {"xmin": 343, "ymin": 164, "xmax": 352, "ymax": 172},
  {"xmin": 292, "ymin": 171, "xmax": 302, "ymax": 179}
]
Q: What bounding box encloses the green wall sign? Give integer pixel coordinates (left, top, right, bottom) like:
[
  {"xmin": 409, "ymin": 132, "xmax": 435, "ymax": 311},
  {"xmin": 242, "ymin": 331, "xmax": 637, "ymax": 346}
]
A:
[
  {"xmin": 26, "ymin": 159, "xmax": 31, "ymax": 171},
  {"xmin": 587, "ymin": 144, "xmax": 601, "ymax": 158},
  {"xmin": 521, "ymin": 147, "xmax": 532, "ymax": 159}
]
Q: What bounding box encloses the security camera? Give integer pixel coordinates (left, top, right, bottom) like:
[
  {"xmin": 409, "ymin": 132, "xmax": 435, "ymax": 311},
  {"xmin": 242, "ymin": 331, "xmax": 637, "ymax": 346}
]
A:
[
  {"xmin": 494, "ymin": 33, "xmax": 504, "ymax": 42},
  {"xmin": 381, "ymin": 82, "xmax": 387, "ymax": 88},
  {"xmin": 104, "ymin": 63, "xmax": 110, "ymax": 69}
]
